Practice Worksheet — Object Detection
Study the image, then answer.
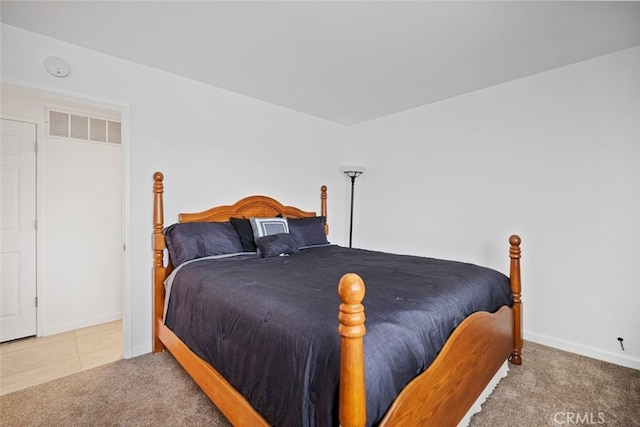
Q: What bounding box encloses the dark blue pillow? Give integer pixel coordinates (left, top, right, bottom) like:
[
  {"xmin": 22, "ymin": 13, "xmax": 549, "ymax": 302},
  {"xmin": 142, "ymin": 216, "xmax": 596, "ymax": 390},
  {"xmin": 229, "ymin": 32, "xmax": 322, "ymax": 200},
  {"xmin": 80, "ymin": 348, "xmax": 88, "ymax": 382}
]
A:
[
  {"xmin": 255, "ymin": 233, "xmax": 300, "ymax": 258},
  {"xmin": 288, "ymin": 216, "xmax": 329, "ymax": 248},
  {"xmin": 164, "ymin": 221, "xmax": 244, "ymax": 266}
]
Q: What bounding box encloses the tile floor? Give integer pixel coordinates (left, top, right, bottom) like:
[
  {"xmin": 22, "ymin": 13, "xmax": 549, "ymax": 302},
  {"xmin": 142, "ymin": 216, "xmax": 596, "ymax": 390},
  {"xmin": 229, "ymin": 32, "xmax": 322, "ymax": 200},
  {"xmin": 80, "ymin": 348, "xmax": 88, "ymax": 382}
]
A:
[{"xmin": 0, "ymin": 320, "xmax": 122, "ymax": 396}]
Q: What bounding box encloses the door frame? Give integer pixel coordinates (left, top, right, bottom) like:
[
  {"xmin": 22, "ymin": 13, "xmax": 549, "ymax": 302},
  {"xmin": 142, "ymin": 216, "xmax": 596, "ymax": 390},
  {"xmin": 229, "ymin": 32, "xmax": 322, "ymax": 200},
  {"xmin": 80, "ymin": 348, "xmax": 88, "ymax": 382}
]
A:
[{"xmin": 1, "ymin": 81, "xmax": 132, "ymax": 358}]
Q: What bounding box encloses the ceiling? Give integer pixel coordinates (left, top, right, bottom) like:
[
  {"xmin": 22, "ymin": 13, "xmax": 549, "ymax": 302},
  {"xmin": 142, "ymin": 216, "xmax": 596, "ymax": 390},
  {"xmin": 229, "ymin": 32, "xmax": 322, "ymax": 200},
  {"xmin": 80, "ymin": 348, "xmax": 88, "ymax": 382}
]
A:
[{"xmin": 2, "ymin": 1, "xmax": 640, "ymax": 125}]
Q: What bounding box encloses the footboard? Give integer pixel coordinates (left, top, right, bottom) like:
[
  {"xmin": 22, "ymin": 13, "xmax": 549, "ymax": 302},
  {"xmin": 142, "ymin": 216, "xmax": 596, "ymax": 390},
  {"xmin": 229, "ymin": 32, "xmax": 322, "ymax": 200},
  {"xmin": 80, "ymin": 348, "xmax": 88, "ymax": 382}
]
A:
[{"xmin": 337, "ymin": 236, "xmax": 523, "ymax": 427}]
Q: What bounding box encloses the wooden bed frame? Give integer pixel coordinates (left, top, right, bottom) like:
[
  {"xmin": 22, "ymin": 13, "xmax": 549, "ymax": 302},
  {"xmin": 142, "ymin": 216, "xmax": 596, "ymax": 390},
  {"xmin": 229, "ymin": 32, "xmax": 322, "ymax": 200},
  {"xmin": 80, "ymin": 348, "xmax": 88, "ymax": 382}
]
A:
[{"xmin": 152, "ymin": 171, "xmax": 523, "ymax": 427}]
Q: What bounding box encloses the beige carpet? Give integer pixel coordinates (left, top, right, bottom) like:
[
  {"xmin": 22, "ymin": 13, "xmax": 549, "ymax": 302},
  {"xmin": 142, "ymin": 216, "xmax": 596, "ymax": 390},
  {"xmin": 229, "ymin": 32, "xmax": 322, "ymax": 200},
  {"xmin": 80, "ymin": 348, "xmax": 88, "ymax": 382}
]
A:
[
  {"xmin": 470, "ymin": 342, "xmax": 639, "ymax": 426},
  {"xmin": 1, "ymin": 341, "xmax": 638, "ymax": 426},
  {"xmin": 0, "ymin": 350, "xmax": 230, "ymax": 427}
]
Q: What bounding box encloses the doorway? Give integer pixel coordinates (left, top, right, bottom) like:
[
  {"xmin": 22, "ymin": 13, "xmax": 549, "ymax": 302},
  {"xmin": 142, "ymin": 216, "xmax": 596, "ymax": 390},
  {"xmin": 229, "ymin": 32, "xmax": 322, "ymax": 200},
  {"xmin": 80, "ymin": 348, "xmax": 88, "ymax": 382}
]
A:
[{"xmin": 0, "ymin": 85, "xmax": 124, "ymax": 345}]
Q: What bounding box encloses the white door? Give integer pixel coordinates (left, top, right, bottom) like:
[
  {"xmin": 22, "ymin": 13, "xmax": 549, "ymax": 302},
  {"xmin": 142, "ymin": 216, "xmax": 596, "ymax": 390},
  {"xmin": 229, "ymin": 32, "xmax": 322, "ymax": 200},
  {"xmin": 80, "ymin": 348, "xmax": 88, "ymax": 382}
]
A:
[{"xmin": 1, "ymin": 118, "xmax": 37, "ymax": 342}]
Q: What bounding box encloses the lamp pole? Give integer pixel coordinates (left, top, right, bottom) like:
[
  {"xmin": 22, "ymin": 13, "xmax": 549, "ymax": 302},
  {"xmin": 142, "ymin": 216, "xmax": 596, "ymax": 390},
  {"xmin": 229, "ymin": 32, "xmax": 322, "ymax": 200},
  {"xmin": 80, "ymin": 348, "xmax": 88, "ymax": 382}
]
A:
[{"xmin": 343, "ymin": 169, "xmax": 365, "ymax": 248}]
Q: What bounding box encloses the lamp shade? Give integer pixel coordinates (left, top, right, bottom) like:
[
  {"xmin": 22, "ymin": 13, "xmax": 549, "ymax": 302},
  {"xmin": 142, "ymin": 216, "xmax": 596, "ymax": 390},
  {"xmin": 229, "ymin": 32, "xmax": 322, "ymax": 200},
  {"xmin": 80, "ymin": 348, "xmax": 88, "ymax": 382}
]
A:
[{"xmin": 340, "ymin": 165, "xmax": 367, "ymax": 176}]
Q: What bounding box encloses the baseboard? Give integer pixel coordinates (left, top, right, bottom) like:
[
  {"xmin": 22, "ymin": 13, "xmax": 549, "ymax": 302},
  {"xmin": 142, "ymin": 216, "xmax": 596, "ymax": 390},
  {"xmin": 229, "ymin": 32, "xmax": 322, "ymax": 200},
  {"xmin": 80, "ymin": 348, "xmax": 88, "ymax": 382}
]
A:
[
  {"xmin": 524, "ymin": 330, "xmax": 640, "ymax": 370},
  {"xmin": 130, "ymin": 343, "xmax": 151, "ymax": 358},
  {"xmin": 42, "ymin": 312, "xmax": 123, "ymax": 337}
]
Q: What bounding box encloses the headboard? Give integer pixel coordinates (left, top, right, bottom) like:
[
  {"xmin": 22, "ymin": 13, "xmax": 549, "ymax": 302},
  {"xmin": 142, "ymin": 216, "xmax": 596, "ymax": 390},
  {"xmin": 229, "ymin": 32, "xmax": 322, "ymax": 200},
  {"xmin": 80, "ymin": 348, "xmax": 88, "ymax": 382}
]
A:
[
  {"xmin": 153, "ymin": 171, "xmax": 328, "ymax": 267},
  {"xmin": 178, "ymin": 193, "xmax": 325, "ymax": 224}
]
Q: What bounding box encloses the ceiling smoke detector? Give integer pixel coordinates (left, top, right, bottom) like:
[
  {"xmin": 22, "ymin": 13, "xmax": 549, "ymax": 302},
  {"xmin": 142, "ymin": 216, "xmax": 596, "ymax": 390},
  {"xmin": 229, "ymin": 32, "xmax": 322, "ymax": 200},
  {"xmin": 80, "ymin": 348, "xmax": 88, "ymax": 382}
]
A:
[{"xmin": 43, "ymin": 56, "xmax": 70, "ymax": 78}]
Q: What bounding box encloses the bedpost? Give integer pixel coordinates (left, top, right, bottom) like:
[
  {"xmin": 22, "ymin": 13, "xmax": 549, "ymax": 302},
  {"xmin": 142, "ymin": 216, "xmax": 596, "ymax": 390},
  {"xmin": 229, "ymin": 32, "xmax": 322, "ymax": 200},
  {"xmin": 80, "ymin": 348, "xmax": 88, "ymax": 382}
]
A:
[
  {"xmin": 153, "ymin": 171, "xmax": 167, "ymax": 353},
  {"xmin": 321, "ymin": 185, "xmax": 329, "ymax": 235},
  {"xmin": 509, "ymin": 235, "xmax": 522, "ymax": 365},
  {"xmin": 338, "ymin": 273, "xmax": 367, "ymax": 427}
]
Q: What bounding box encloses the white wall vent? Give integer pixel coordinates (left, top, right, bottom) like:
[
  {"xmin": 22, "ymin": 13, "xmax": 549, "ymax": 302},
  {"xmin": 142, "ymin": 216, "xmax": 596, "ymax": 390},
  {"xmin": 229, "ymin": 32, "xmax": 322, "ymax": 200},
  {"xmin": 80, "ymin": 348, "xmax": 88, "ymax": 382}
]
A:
[
  {"xmin": 49, "ymin": 110, "xmax": 69, "ymax": 137},
  {"xmin": 71, "ymin": 114, "xmax": 89, "ymax": 140},
  {"xmin": 48, "ymin": 109, "xmax": 121, "ymax": 144}
]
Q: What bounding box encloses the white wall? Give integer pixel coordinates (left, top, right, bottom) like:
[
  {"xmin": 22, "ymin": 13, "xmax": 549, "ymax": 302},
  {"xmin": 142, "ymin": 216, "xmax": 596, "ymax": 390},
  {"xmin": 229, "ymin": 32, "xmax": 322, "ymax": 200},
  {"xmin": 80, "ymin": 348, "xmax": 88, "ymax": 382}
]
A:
[
  {"xmin": 1, "ymin": 89, "xmax": 123, "ymax": 336},
  {"xmin": 1, "ymin": 24, "xmax": 348, "ymax": 356},
  {"xmin": 349, "ymin": 46, "xmax": 640, "ymax": 369}
]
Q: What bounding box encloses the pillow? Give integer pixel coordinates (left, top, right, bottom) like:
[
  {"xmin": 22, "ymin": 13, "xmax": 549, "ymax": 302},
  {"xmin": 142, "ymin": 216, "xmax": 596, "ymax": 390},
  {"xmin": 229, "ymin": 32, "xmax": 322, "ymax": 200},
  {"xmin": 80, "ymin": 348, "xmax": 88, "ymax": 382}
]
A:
[
  {"xmin": 288, "ymin": 216, "xmax": 329, "ymax": 248},
  {"xmin": 249, "ymin": 217, "xmax": 289, "ymax": 240},
  {"xmin": 164, "ymin": 221, "xmax": 244, "ymax": 266},
  {"xmin": 255, "ymin": 233, "xmax": 300, "ymax": 258},
  {"xmin": 230, "ymin": 217, "xmax": 257, "ymax": 252}
]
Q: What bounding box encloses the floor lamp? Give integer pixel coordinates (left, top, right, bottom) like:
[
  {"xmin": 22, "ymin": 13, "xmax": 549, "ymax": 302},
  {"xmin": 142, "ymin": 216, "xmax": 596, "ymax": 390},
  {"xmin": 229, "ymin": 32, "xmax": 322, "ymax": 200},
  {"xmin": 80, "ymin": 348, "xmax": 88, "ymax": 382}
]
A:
[{"xmin": 341, "ymin": 166, "xmax": 366, "ymax": 248}]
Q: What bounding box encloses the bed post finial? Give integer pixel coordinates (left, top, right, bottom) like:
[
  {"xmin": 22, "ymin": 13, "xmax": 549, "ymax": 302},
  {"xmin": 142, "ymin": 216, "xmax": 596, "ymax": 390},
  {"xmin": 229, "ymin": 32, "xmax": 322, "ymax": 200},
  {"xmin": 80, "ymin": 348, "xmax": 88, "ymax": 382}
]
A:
[
  {"xmin": 153, "ymin": 172, "xmax": 164, "ymax": 237},
  {"xmin": 153, "ymin": 171, "xmax": 165, "ymax": 267},
  {"xmin": 338, "ymin": 273, "xmax": 366, "ymax": 427},
  {"xmin": 321, "ymin": 185, "xmax": 328, "ymax": 235},
  {"xmin": 153, "ymin": 171, "xmax": 166, "ymax": 353},
  {"xmin": 509, "ymin": 234, "xmax": 523, "ymax": 365}
]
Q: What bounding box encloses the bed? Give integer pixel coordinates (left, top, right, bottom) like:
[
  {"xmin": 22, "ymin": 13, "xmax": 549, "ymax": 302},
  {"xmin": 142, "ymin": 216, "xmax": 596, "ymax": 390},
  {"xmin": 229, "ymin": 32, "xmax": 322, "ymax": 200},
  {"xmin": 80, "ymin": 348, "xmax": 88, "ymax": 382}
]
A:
[{"xmin": 152, "ymin": 171, "xmax": 523, "ymax": 426}]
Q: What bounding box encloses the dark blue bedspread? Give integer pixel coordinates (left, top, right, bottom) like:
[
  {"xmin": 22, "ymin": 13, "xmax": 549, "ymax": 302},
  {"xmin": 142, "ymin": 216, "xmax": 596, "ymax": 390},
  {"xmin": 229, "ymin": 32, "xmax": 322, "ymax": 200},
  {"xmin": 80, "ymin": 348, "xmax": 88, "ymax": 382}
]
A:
[{"xmin": 164, "ymin": 245, "xmax": 512, "ymax": 426}]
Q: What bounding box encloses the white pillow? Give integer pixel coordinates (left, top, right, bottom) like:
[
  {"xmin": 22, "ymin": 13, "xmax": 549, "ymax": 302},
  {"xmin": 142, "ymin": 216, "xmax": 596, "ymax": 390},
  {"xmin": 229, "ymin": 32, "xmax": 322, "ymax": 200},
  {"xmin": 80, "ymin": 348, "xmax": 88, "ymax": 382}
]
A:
[{"xmin": 249, "ymin": 217, "xmax": 289, "ymax": 241}]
